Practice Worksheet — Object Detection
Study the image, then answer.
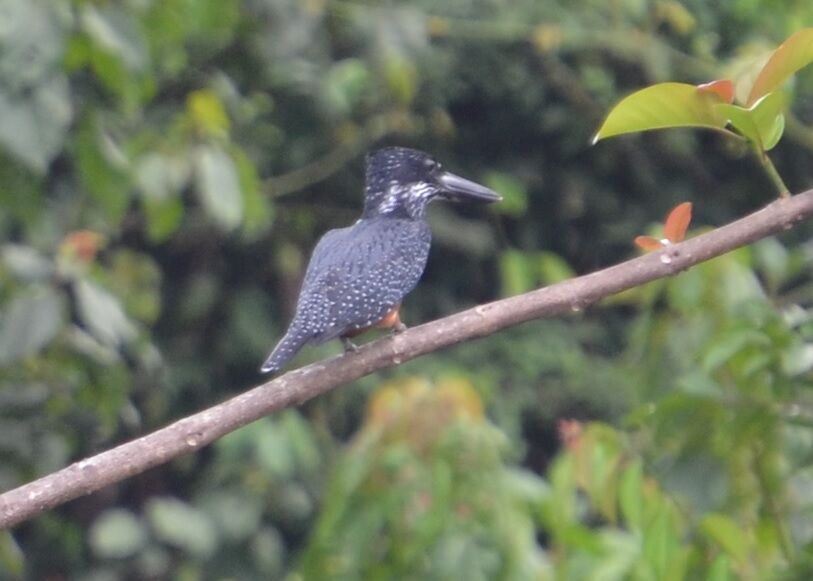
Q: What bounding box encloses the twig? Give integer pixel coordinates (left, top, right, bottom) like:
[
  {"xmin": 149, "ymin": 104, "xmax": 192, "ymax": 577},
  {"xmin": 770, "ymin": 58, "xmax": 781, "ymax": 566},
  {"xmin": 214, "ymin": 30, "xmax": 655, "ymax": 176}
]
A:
[
  {"xmin": 264, "ymin": 114, "xmax": 396, "ymax": 198},
  {"xmin": 2, "ymin": 189, "xmax": 813, "ymax": 529}
]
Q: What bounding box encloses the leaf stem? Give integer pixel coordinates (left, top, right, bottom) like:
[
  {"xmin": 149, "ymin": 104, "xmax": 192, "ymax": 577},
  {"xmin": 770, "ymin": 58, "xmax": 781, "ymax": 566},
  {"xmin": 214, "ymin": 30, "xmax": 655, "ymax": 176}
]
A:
[
  {"xmin": 753, "ymin": 147, "xmax": 790, "ymax": 198},
  {"xmin": 753, "ymin": 445, "xmax": 795, "ymax": 562}
]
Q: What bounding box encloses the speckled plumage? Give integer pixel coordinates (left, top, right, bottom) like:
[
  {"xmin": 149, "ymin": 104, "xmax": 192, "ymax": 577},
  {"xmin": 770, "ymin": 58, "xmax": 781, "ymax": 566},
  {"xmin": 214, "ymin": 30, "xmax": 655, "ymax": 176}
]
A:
[{"xmin": 261, "ymin": 147, "xmax": 500, "ymax": 374}]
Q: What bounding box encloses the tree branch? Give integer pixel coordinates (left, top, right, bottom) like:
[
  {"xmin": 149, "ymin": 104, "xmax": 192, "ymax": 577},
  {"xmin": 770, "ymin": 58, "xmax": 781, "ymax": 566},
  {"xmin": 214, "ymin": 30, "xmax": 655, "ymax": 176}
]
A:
[{"xmin": 3, "ymin": 190, "xmax": 813, "ymax": 529}]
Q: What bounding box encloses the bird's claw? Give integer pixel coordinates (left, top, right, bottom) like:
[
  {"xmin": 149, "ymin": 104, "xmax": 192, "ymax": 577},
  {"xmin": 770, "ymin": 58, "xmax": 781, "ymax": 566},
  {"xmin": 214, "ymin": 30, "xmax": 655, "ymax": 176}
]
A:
[{"xmin": 392, "ymin": 322, "xmax": 407, "ymax": 334}]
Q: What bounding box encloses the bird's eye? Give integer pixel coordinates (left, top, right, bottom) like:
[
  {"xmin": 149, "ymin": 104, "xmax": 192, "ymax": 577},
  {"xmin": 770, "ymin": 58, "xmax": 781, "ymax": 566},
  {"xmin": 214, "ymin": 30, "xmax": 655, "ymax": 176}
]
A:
[{"xmin": 423, "ymin": 158, "xmax": 439, "ymax": 171}]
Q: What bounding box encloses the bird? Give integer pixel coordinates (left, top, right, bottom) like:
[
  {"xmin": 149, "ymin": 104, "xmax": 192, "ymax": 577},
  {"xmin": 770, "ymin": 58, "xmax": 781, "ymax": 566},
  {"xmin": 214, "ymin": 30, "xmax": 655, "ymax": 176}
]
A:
[{"xmin": 260, "ymin": 147, "xmax": 502, "ymax": 374}]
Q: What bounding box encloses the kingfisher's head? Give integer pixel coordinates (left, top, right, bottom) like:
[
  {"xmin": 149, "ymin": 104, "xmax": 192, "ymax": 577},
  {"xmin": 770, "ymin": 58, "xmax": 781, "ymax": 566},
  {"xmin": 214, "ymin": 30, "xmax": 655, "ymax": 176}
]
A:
[{"xmin": 362, "ymin": 147, "xmax": 501, "ymax": 219}]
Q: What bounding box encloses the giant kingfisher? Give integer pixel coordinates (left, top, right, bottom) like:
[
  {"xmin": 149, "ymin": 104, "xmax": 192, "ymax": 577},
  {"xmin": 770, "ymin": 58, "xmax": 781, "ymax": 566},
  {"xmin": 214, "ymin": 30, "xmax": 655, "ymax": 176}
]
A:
[{"xmin": 260, "ymin": 147, "xmax": 502, "ymax": 374}]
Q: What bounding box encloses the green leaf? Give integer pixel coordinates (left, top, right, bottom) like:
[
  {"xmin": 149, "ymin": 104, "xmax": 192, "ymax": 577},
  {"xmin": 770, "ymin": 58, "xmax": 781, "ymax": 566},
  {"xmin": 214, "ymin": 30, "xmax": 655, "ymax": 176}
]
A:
[
  {"xmin": 146, "ymin": 497, "xmax": 218, "ymax": 558},
  {"xmin": 79, "ymin": 4, "xmax": 152, "ymax": 109},
  {"xmin": 187, "ymin": 89, "xmax": 230, "ymax": 137},
  {"xmin": 134, "ymin": 152, "xmax": 188, "ymax": 238},
  {"xmin": 750, "ymin": 92, "xmax": 786, "ymax": 150},
  {"xmin": 643, "ymin": 504, "xmax": 673, "ymax": 578},
  {"xmin": 706, "ymin": 555, "xmax": 732, "ymax": 581},
  {"xmin": 0, "ymin": 0, "xmax": 72, "ymax": 172},
  {"xmin": 383, "ymin": 55, "xmax": 417, "ymax": 106},
  {"xmin": 702, "ymin": 513, "xmax": 748, "ymax": 562},
  {"xmin": 716, "ymin": 92, "xmax": 786, "ymax": 151},
  {"xmin": 0, "ymin": 531, "xmax": 24, "ymax": 578},
  {"xmin": 231, "ymin": 145, "xmax": 271, "ymax": 239},
  {"xmin": 135, "ymin": 152, "xmax": 191, "ymax": 201},
  {"xmin": 74, "ymin": 117, "xmax": 130, "ymax": 224},
  {"xmin": 74, "ymin": 279, "xmax": 136, "ymax": 347},
  {"xmin": 194, "ymin": 144, "xmax": 243, "ymax": 231},
  {"xmin": 250, "ymin": 527, "xmax": 285, "ymax": 577},
  {"xmin": 753, "ymin": 238, "xmax": 789, "ymax": 290},
  {"xmin": 714, "ymin": 104, "xmax": 758, "ymax": 144},
  {"xmin": 0, "ymin": 76, "xmax": 73, "ymax": 173},
  {"xmin": 537, "ymin": 251, "xmax": 574, "ymax": 285},
  {"xmin": 499, "ymin": 250, "xmax": 534, "ymax": 296},
  {"xmin": 143, "ymin": 196, "xmax": 184, "ymax": 243},
  {"xmin": 747, "ymin": 28, "xmax": 813, "ymax": 105},
  {"xmin": 546, "ymin": 456, "xmax": 577, "ymax": 531},
  {"xmin": 89, "ymin": 509, "xmax": 148, "ymax": 559},
  {"xmin": 504, "ymin": 467, "xmax": 550, "ymax": 504},
  {"xmin": 594, "ymin": 530, "xmax": 640, "ymax": 581},
  {"xmin": 201, "ymin": 491, "xmax": 263, "ymax": 542},
  {"xmin": 593, "ymin": 83, "xmax": 728, "ymax": 142},
  {"xmin": 484, "ymin": 172, "xmax": 527, "ymax": 217},
  {"xmin": 255, "ymin": 419, "xmax": 295, "ymax": 478},
  {"xmin": 282, "ymin": 411, "xmax": 321, "ymax": 473},
  {"xmin": 0, "ymin": 288, "xmax": 63, "ymax": 365},
  {"xmin": 781, "ymin": 343, "xmax": 813, "ymax": 376},
  {"xmin": 1, "ymin": 245, "xmax": 53, "ymax": 281},
  {"xmin": 0, "ymin": 0, "xmax": 66, "ymax": 90},
  {"xmin": 324, "ymin": 59, "xmax": 370, "ymax": 115},
  {"xmin": 80, "ymin": 4, "xmax": 147, "ymax": 72},
  {"xmin": 702, "ymin": 330, "xmax": 769, "ymax": 373},
  {"xmin": 619, "ymin": 460, "xmax": 644, "ymax": 531}
]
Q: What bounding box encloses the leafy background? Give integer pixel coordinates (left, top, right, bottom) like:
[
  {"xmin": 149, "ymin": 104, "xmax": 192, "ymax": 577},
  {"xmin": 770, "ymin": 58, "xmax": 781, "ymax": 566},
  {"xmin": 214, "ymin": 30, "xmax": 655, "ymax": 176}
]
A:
[{"xmin": 2, "ymin": 0, "xmax": 813, "ymax": 579}]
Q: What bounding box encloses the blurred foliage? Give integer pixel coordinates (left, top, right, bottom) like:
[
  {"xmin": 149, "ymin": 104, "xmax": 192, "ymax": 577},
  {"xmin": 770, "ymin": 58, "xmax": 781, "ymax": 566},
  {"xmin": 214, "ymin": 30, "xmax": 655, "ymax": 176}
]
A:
[
  {"xmin": 1, "ymin": 0, "xmax": 813, "ymax": 578},
  {"xmin": 299, "ymin": 378, "xmax": 547, "ymax": 580}
]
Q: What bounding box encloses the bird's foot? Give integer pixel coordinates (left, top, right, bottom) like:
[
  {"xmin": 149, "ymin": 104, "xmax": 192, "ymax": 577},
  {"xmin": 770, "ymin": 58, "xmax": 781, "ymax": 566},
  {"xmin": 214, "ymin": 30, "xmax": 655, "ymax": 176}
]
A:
[
  {"xmin": 341, "ymin": 337, "xmax": 359, "ymax": 353},
  {"xmin": 392, "ymin": 322, "xmax": 407, "ymax": 334}
]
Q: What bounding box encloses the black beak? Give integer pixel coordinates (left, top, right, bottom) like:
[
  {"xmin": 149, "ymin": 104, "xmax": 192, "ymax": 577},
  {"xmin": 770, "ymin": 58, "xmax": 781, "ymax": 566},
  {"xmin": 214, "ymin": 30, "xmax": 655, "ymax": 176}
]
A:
[{"xmin": 436, "ymin": 171, "xmax": 502, "ymax": 204}]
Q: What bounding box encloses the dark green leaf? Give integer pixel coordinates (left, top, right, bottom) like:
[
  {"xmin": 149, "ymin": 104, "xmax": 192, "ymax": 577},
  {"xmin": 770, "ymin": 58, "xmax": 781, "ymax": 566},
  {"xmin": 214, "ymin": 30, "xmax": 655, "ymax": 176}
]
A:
[
  {"xmin": 702, "ymin": 513, "xmax": 748, "ymax": 561},
  {"xmin": 619, "ymin": 460, "xmax": 644, "ymax": 531},
  {"xmin": 146, "ymin": 497, "xmax": 218, "ymax": 558},
  {"xmin": 89, "ymin": 509, "xmax": 148, "ymax": 559},
  {"xmin": 0, "ymin": 531, "xmax": 24, "ymax": 578},
  {"xmin": 537, "ymin": 252, "xmax": 575, "ymax": 285},
  {"xmin": 484, "ymin": 172, "xmax": 527, "ymax": 217},
  {"xmin": 194, "ymin": 144, "xmax": 243, "ymax": 231},
  {"xmin": 706, "ymin": 555, "xmax": 732, "ymax": 581},
  {"xmin": 143, "ymin": 196, "xmax": 185, "ymax": 243},
  {"xmin": 135, "ymin": 152, "xmax": 191, "ymax": 201},
  {"xmin": 0, "ymin": 76, "xmax": 72, "ymax": 173},
  {"xmin": 74, "ymin": 279, "xmax": 136, "ymax": 347},
  {"xmin": 80, "ymin": 5, "xmax": 148, "ymax": 72},
  {"xmin": 1, "ymin": 245, "xmax": 53, "ymax": 281},
  {"xmin": 0, "ymin": 288, "xmax": 63, "ymax": 365}
]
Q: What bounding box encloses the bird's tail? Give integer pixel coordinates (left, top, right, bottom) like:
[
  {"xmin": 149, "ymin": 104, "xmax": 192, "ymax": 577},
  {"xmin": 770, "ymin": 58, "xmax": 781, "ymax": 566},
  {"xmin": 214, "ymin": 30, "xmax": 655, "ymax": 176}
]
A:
[{"xmin": 260, "ymin": 331, "xmax": 309, "ymax": 374}]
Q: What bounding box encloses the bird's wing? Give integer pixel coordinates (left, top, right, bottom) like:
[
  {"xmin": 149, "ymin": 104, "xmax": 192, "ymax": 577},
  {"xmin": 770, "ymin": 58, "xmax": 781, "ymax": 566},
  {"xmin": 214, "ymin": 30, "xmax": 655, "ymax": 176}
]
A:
[
  {"xmin": 291, "ymin": 219, "xmax": 431, "ymax": 344},
  {"xmin": 300, "ymin": 226, "xmax": 353, "ymax": 287}
]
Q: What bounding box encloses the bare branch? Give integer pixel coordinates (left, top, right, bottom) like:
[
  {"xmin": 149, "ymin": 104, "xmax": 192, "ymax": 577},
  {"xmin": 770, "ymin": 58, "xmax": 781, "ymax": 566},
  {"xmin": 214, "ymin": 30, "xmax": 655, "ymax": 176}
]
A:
[{"xmin": 2, "ymin": 190, "xmax": 813, "ymax": 529}]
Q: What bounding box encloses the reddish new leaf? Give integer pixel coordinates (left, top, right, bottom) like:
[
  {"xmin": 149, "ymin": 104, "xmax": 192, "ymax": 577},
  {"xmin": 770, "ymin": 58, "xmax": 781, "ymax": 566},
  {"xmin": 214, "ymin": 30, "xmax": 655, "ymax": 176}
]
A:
[
  {"xmin": 634, "ymin": 202, "xmax": 693, "ymax": 251},
  {"xmin": 558, "ymin": 419, "xmax": 583, "ymax": 450},
  {"xmin": 697, "ymin": 80, "xmax": 735, "ymax": 103},
  {"xmin": 634, "ymin": 236, "xmax": 665, "ymax": 251},
  {"xmin": 747, "ymin": 28, "xmax": 813, "ymax": 105},
  {"xmin": 663, "ymin": 202, "xmax": 693, "ymax": 243},
  {"xmin": 61, "ymin": 230, "xmax": 105, "ymax": 263}
]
